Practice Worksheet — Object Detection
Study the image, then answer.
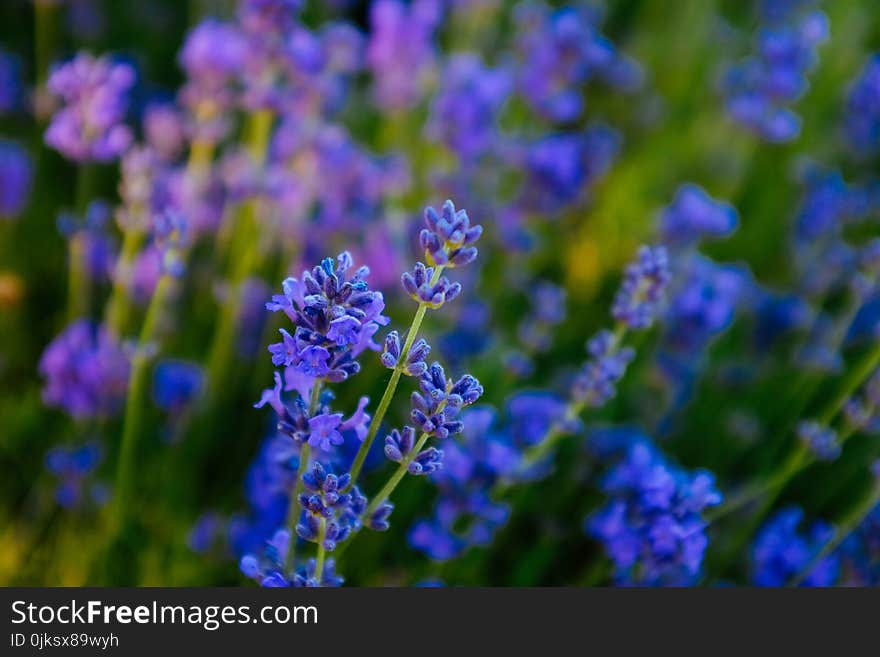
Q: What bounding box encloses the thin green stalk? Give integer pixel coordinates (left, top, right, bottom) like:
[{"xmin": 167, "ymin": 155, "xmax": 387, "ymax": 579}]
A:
[
  {"xmin": 105, "ymin": 228, "xmax": 145, "ymax": 335},
  {"xmin": 788, "ymin": 484, "xmax": 880, "ymax": 587},
  {"xmin": 285, "ymin": 380, "xmax": 322, "ymax": 571},
  {"xmin": 346, "ymin": 265, "xmax": 445, "ymax": 489},
  {"xmin": 314, "ymin": 519, "xmax": 327, "ymax": 583},
  {"xmin": 202, "ymin": 112, "xmax": 273, "ymax": 403},
  {"xmin": 34, "ymin": 1, "xmax": 57, "ymax": 89},
  {"xmin": 365, "ymin": 432, "xmax": 431, "ymax": 518},
  {"xmin": 110, "ymin": 274, "xmax": 174, "ymax": 535}
]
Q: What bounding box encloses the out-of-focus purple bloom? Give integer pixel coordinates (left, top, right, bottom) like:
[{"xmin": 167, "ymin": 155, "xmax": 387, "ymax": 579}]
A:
[
  {"xmin": 265, "ymin": 252, "xmax": 387, "ymax": 385},
  {"xmin": 45, "ymin": 53, "xmax": 135, "ymax": 162},
  {"xmin": 722, "ymin": 6, "xmax": 828, "ymax": 143},
  {"xmin": 664, "ymin": 255, "xmax": 747, "ymax": 351},
  {"xmin": 143, "ymin": 104, "xmax": 186, "ymax": 161},
  {"xmin": 507, "ymin": 392, "xmax": 567, "ymax": 446},
  {"xmin": 587, "ymin": 439, "xmax": 722, "ymax": 585},
  {"xmin": 612, "ymin": 245, "xmax": 671, "ymax": 330},
  {"xmin": 427, "ymin": 54, "xmax": 511, "ymax": 159},
  {"xmin": 659, "ymin": 184, "xmax": 739, "ymax": 247},
  {"xmin": 409, "ymin": 408, "xmax": 515, "ymax": 560},
  {"xmin": 514, "ymin": 3, "xmax": 642, "ymax": 122},
  {"xmin": 240, "ymin": 528, "xmax": 343, "ymax": 587},
  {"xmin": 153, "ymin": 360, "xmax": 204, "ymax": 413},
  {"xmin": 188, "ymin": 512, "xmax": 225, "ymax": 553},
  {"xmin": 752, "ymin": 507, "xmax": 839, "ymax": 586},
  {"xmin": 57, "ymin": 200, "xmax": 116, "ymax": 282},
  {"xmin": 520, "ymin": 126, "xmax": 620, "ymax": 213},
  {"xmin": 366, "ymin": 0, "xmax": 441, "ymax": 111},
  {"xmin": 845, "ymin": 54, "xmax": 880, "ymax": 157},
  {"xmin": 0, "ymin": 140, "xmax": 32, "ymax": 218},
  {"xmin": 797, "ymin": 420, "xmax": 840, "ymax": 461},
  {"xmin": 44, "ymin": 441, "xmax": 106, "ymax": 509},
  {"xmin": 39, "ymin": 320, "xmax": 130, "ymax": 419}
]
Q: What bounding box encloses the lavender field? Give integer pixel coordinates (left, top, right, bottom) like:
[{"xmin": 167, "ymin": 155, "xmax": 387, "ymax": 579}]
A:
[{"xmin": 0, "ymin": 0, "xmax": 879, "ymax": 587}]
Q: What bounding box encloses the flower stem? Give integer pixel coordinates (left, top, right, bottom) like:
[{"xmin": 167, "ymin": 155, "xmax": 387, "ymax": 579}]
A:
[
  {"xmin": 365, "ymin": 432, "xmax": 431, "ymax": 518},
  {"xmin": 109, "ymin": 274, "xmax": 174, "ymax": 536},
  {"xmin": 285, "ymin": 380, "xmax": 322, "ymax": 571},
  {"xmin": 314, "ymin": 518, "xmax": 327, "ymax": 583},
  {"xmin": 105, "ymin": 228, "xmax": 145, "ymax": 336},
  {"xmin": 346, "ymin": 265, "xmax": 445, "ymax": 489}
]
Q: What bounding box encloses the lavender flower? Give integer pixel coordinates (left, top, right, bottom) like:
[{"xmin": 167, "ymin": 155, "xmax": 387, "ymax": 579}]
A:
[
  {"xmin": 612, "ymin": 245, "xmax": 671, "ymax": 330},
  {"xmin": 587, "ymin": 440, "xmax": 722, "ymax": 585},
  {"xmin": 0, "ymin": 140, "xmax": 32, "ymax": 218},
  {"xmin": 39, "ymin": 320, "xmax": 130, "ymax": 419},
  {"xmin": 153, "ymin": 360, "xmax": 204, "ymax": 413},
  {"xmin": 658, "ymin": 184, "xmax": 739, "ymax": 247},
  {"xmin": 44, "ymin": 53, "xmax": 135, "ymax": 162},
  {"xmin": 409, "ymin": 409, "xmax": 515, "ymax": 560},
  {"xmin": 427, "ymin": 54, "xmax": 512, "ymax": 159},
  {"xmin": 265, "ymin": 252, "xmax": 388, "ymax": 384},
  {"xmin": 751, "ymin": 507, "xmax": 839, "ymax": 586},
  {"xmin": 418, "ymin": 199, "xmax": 482, "ymax": 268},
  {"xmin": 366, "ymin": 0, "xmax": 441, "ymax": 111},
  {"xmin": 845, "ymin": 54, "xmax": 880, "ymax": 156},
  {"xmin": 797, "ymin": 420, "xmax": 841, "ymax": 461},
  {"xmin": 240, "ymin": 528, "xmax": 343, "ymax": 587},
  {"xmin": 573, "ymin": 330, "xmax": 636, "ymax": 408},
  {"xmin": 514, "ymin": 2, "xmax": 642, "ymax": 122},
  {"xmin": 381, "ymin": 332, "xmax": 430, "ymax": 376},
  {"xmin": 44, "ymin": 441, "xmax": 106, "ymax": 508},
  {"xmin": 723, "ymin": 5, "xmax": 828, "ymax": 142}
]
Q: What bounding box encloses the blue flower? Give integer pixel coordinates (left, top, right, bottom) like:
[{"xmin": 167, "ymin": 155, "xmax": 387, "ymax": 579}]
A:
[
  {"xmin": 153, "ymin": 360, "xmax": 204, "ymax": 412},
  {"xmin": 612, "ymin": 245, "xmax": 671, "ymax": 330},
  {"xmin": 587, "ymin": 439, "xmax": 722, "ymax": 585},
  {"xmin": 751, "ymin": 507, "xmax": 839, "ymax": 586}
]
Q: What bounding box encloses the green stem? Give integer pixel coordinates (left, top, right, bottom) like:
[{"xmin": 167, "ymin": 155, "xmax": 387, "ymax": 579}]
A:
[
  {"xmin": 110, "ymin": 274, "xmax": 174, "ymax": 535},
  {"xmin": 346, "ymin": 266, "xmax": 445, "ymax": 489},
  {"xmin": 105, "ymin": 228, "xmax": 145, "ymax": 336},
  {"xmin": 365, "ymin": 432, "xmax": 431, "ymax": 518},
  {"xmin": 67, "ymin": 166, "xmax": 96, "ymax": 322},
  {"xmin": 788, "ymin": 483, "xmax": 880, "ymax": 587},
  {"xmin": 314, "ymin": 519, "xmax": 327, "ymax": 583},
  {"xmin": 285, "ymin": 380, "xmax": 322, "ymax": 571},
  {"xmin": 34, "ymin": 1, "xmax": 57, "ymax": 89}
]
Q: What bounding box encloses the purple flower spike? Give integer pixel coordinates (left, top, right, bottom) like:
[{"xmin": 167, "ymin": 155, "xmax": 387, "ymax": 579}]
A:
[
  {"xmin": 611, "ymin": 245, "xmax": 671, "ymax": 330},
  {"xmin": 44, "ymin": 53, "xmax": 135, "ymax": 162},
  {"xmin": 420, "ymin": 200, "xmax": 482, "ymax": 268}
]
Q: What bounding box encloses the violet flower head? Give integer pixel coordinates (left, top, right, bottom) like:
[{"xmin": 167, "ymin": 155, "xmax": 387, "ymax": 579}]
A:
[
  {"xmin": 265, "ymin": 252, "xmax": 388, "ymax": 383},
  {"xmin": 751, "ymin": 507, "xmax": 839, "ymax": 586},
  {"xmin": 573, "ymin": 330, "xmax": 635, "ymax": 408},
  {"xmin": 410, "ymin": 362, "xmax": 484, "ymax": 440},
  {"xmin": 143, "ymin": 103, "xmax": 186, "ymax": 161},
  {"xmin": 178, "ymin": 19, "xmax": 246, "ymax": 143},
  {"xmin": 0, "ymin": 140, "xmax": 32, "ymax": 218},
  {"xmin": 409, "ymin": 409, "xmax": 517, "ymax": 561},
  {"xmin": 427, "ymin": 54, "xmax": 512, "ymax": 159},
  {"xmin": 612, "ymin": 245, "xmax": 671, "ymax": 330},
  {"xmin": 44, "ymin": 53, "xmax": 135, "ymax": 162},
  {"xmin": 521, "ymin": 126, "xmax": 620, "ymax": 214},
  {"xmin": 722, "ymin": 5, "xmax": 829, "ymax": 142},
  {"xmin": 381, "ymin": 331, "xmax": 431, "ymax": 376},
  {"xmin": 57, "ymin": 200, "xmax": 116, "ymax": 282},
  {"xmin": 39, "ymin": 320, "xmax": 130, "ymax": 420},
  {"xmin": 419, "ymin": 199, "xmax": 482, "ymax": 268},
  {"xmin": 153, "ymin": 360, "xmax": 204, "ymax": 413},
  {"xmin": 240, "ymin": 528, "xmax": 343, "ymax": 587},
  {"xmin": 586, "ymin": 440, "xmax": 722, "ymax": 585},
  {"xmin": 366, "ymin": 0, "xmax": 441, "ymax": 111},
  {"xmin": 796, "ymin": 420, "xmax": 841, "ymax": 461},
  {"xmin": 514, "ymin": 3, "xmax": 642, "ymax": 122},
  {"xmin": 44, "ymin": 441, "xmax": 106, "ymax": 508},
  {"xmin": 845, "ymin": 54, "xmax": 880, "ymax": 157},
  {"xmin": 659, "ymin": 184, "xmax": 739, "ymax": 247}
]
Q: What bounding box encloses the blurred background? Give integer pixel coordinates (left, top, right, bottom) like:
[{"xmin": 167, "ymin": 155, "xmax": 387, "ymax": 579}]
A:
[{"xmin": 1, "ymin": 0, "xmax": 879, "ymax": 586}]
